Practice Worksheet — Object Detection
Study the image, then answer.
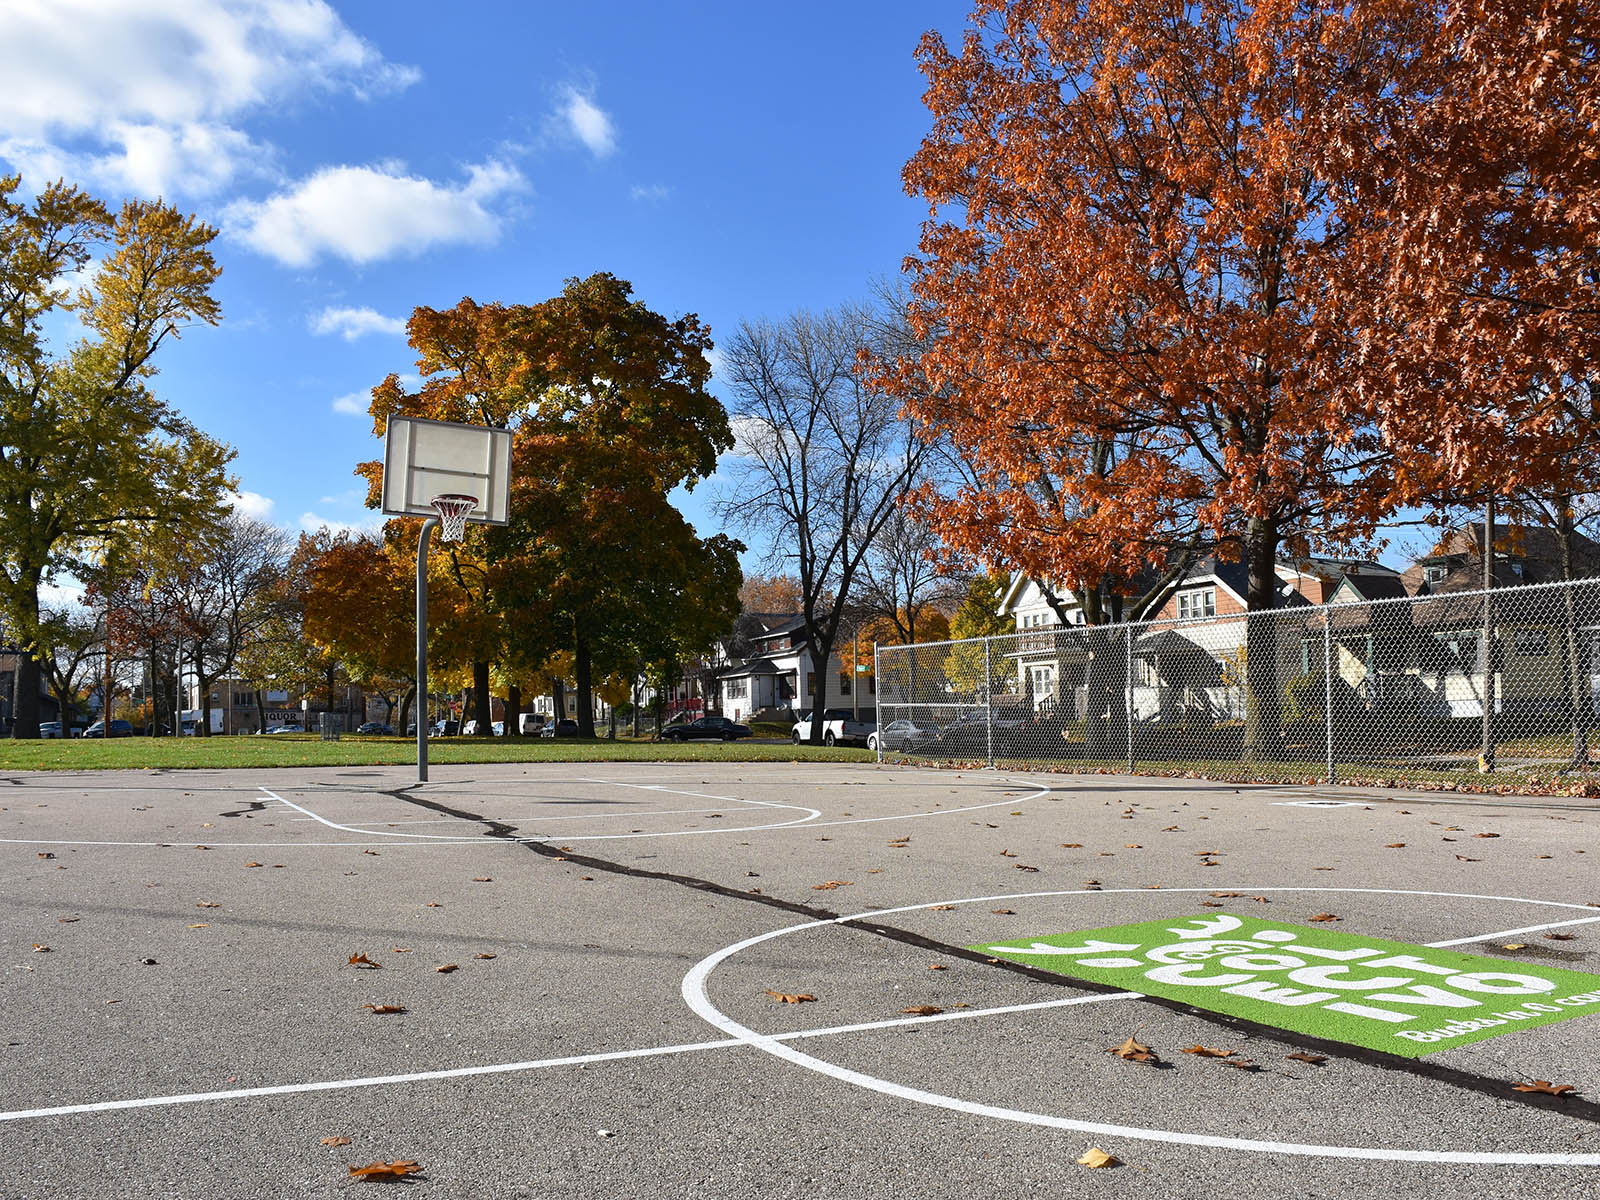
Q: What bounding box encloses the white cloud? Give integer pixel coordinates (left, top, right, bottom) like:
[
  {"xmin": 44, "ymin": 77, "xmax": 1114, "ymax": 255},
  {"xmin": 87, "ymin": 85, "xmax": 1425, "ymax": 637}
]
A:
[
  {"xmin": 312, "ymin": 305, "xmax": 406, "ymax": 340},
  {"xmin": 630, "ymin": 183, "xmax": 671, "ymax": 203},
  {"xmin": 0, "ymin": 0, "xmax": 418, "ymax": 197},
  {"xmin": 227, "ymin": 489, "xmax": 277, "ymax": 520},
  {"xmin": 560, "ymin": 87, "xmax": 616, "ymax": 157},
  {"xmin": 227, "ymin": 159, "xmax": 525, "ymax": 266},
  {"xmin": 331, "ymin": 390, "xmax": 369, "ymax": 416},
  {"xmin": 298, "ymin": 510, "xmax": 384, "ymax": 537}
]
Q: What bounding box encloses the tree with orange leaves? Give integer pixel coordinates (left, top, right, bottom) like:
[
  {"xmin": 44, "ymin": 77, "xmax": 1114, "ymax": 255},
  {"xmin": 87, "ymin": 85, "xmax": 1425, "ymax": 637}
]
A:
[{"xmin": 896, "ymin": 0, "xmax": 1396, "ymax": 756}]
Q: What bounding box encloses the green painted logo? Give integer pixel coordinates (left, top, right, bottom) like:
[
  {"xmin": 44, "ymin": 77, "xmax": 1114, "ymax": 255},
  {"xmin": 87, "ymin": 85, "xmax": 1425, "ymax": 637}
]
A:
[{"xmin": 975, "ymin": 913, "xmax": 1600, "ymax": 1058}]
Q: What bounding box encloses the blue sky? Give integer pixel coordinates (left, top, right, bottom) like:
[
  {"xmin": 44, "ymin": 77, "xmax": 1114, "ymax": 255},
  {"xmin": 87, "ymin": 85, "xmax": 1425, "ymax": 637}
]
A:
[{"xmin": 1, "ymin": 0, "xmax": 962, "ymax": 555}]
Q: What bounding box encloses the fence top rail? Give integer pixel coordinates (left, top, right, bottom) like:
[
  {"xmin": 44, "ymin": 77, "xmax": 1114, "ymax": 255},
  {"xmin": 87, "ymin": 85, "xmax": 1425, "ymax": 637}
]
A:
[{"xmin": 872, "ymin": 574, "xmax": 1600, "ymax": 658}]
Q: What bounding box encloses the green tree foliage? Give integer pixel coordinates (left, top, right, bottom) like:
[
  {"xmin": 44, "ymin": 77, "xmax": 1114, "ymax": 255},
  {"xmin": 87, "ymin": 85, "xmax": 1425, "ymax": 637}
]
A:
[{"xmin": 0, "ymin": 177, "xmax": 233, "ymax": 736}]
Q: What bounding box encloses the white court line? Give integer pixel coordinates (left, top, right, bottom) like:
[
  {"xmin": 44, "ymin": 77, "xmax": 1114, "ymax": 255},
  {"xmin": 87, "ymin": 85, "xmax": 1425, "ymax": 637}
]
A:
[
  {"xmin": 286, "ymin": 807, "xmax": 730, "ymax": 825},
  {"xmin": 0, "ymin": 993, "xmax": 1133, "ymax": 1123},
  {"xmin": 683, "ymin": 886, "xmax": 1600, "ymax": 1166},
  {"xmin": 0, "ymin": 837, "xmax": 468, "ymax": 849},
  {"xmin": 1429, "ymin": 913, "xmax": 1600, "ymax": 947}
]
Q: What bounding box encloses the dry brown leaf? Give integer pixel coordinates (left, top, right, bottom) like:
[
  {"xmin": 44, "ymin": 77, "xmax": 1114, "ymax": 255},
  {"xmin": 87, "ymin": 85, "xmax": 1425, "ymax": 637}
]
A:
[
  {"xmin": 1076, "ymin": 1147, "xmax": 1119, "ymax": 1169},
  {"xmin": 37, "ymin": 852, "xmax": 54, "ymax": 859},
  {"xmin": 362, "ymin": 849, "xmax": 379, "ymax": 856},
  {"xmin": 471, "ymin": 877, "xmax": 492, "ymax": 883},
  {"xmin": 196, "ymin": 902, "xmax": 220, "ymax": 908},
  {"xmin": 348, "ymin": 952, "xmax": 381, "ymax": 969},
  {"xmin": 1125, "ymin": 844, "xmax": 1142, "ymax": 849},
  {"xmin": 425, "ymin": 902, "xmax": 441, "ymax": 908},
  {"xmin": 1220, "ymin": 1058, "xmax": 1262, "ymax": 1071},
  {"xmin": 991, "ymin": 908, "xmax": 1016, "ymax": 915},
  {"xmin": 551, "ymin": 856, "xmax": 567, "ymax": 862},
  {"xmin": 474, "ymin": 952, "xmax": 497, "ymax": 959},
  {"xmin": 1308, "ymin": 913, "xmax": 1340, "ymax": 922},
  {"xmin": 1545, "ymin": 932, "xmax": 1575, "ymax": 941},
  {"xmin": 929, "ymin": 904, "xmax": 956, "ymax": 911},
  {"xmin": 392, "ymin": 948, "xmax": 412, "ymax": 953},
  {"xmin": 1015, "ymin": 864, "xmax": 1039, "ymax": 872},
  {"xmin": 361, "ymin": 1004, "xmax": 407, "ymax": 1015},
  {"xmin": 436, "ymin": 963, "xmax": 459, "ymax": 973},
  {"xmin": 1107, "ymin": 1036, "xmax": 1158, "ymax": 1063},
  {"xmin": 902, "ymin": 1005, "xmax": 943, "ymax": 1015},
  {"xmin": 998, "ymin": 849, "xmax": 1017, "ymax": 857},
  {"xmin": 765, "ymin": 990, "xmax": 817, "ymax": 1004},
  {"xmin": 1385, "ymin": 843, "xmax": 1406, "ymax": 849},
  {"xmin": 928, "ymin": 963, "xmax": 948, "ymax": 970},
  {"xmin": 31, "ymin": 943, "xmax": 49, "ymax": 952},
  {"xmin": 320, "ymin": 1136, "xmax": 351, "ymax": 1146},
  {"xmin": 1511, "ymin": 1080, "xmax": 1577, "ymax": 1096},
  {"xmin": 1455, "ymin": 855, "xmax": 1481, "ymax": 861},
  {"xmin": 348, "ymin": 1160, "xmax": 421, "ymax": 1179},
  {"xmin": 1210, "ymin": 891, "xmax": 1243, "ymax": 898},
  {"xmin": 1200, "ymin": 901, "xmax": 1224, "ymax": 908},
  {"xmin": 1180, "ymin": 1045, "xmax": 1234, "ymax": 1057},
  {"xmin": 1286, "ymin": 1052, "xmax": 1327, "ymax": 1065},
  {"xmin": 244, "ymin": 861, "xmax": 263, "ymax": 868},
  {"xmin": 812, "ymin": 880, "xmax": 852, "ymax": 890},
  {"xmin": 1474, "ymin": 832, "xmax": 1501, "ymax": 839},
  {"xmin": 188, "ymin": 923, "xmax": 208, "ymax": 929},
  {"xmin": 57, "ymin": 916, "xmax": 79, "ymax": 923},
  {"xmin": 1060, "ymin": 842, "xmax": 1083, "ymax": 848},
  {"xmin": 1251, "ymin": 896, "xmax": 1271, "ymax": 903}
]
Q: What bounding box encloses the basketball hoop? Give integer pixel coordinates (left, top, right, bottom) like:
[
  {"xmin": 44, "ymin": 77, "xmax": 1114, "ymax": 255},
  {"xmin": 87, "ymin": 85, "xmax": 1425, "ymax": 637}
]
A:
[{"xmin": 430, "ymin": 494, "xmax": 478, "ymax": 543}]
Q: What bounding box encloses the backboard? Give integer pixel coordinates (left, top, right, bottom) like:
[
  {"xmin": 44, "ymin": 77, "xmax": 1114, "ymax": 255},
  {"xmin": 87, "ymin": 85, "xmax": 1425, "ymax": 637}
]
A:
[{"xmin": 381, "ymin": 416, "xmax": 512, "ymax": 526}]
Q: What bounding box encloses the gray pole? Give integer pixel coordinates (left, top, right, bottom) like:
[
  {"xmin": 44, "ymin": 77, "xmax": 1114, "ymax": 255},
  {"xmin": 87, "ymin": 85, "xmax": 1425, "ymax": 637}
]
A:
[
  {"xmin": 873, "ymin": 639, "xmax": 880, "ymax": 763},
  {"xmin": 1125, "ymin": 625, "xmax": 1135, "ymax": 773},
  {"xmin": 1324, "ymin": 616, "xmax": 1334, "ymax": 784},
  {"xmin": 984, "ymin": 637, "xmax": 994, "ymax": 769},
  {"xmin": 416, "ymin": 517, "xmax": 439, "ymax": 783},
  {"xmin": 1482, "ymin": 496, "xmax": 1496, "ymax": 773}
]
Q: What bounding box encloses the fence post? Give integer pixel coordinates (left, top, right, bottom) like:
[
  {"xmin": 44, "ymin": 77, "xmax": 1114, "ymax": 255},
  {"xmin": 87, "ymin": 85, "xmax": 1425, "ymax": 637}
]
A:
[
  {"xmin": 1125, "ymin": 624, "xmax": 1135, "ymax": 773},
  {"xmin": 873, "ymin": 640, "xmax": 880, "ymax": 763},
  {"xmin": 984, "ymin": 637, "xmax": 994, "ymax": 769},
  {"xmin": 1324, "ymin": 617, "xmax": 1334, "ymax": 784}
]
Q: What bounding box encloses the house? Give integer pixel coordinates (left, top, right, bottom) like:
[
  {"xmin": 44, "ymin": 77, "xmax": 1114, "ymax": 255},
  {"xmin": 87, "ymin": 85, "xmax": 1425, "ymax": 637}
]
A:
[
  {"xmin": 0, "ymin": 648, "xmax": 64, "ymax": 732},
  {"xmin": 713, "ymin": 614, "xmax": 866, "ymax": 723}
]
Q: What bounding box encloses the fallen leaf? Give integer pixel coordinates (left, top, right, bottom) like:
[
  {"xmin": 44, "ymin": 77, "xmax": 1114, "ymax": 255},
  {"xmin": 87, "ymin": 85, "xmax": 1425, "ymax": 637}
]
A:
[
  {"xmin": 1501, "ymin": 943, "xmax": 1527, "ymax": 951},
  {"xmin": 474, "ymin": 952, "xmax": 497, "ymax": 959},
  {"xmin": 1251, "ymin": 896, "xmax": 1271, "ymax": 903},
  {"xmin": 1210, "ymin": 891, "xmax": 1243, "ymax": 898},
  {"xmin": 362, "ymin": 850, "xmax": 379, "ymax": 856},
  {"xmin": 31, "ymin": 944, "xmax": 49, "ymax": 952},
  {"xmin": 1308, "ymin": 913, "xmax": 1340, "ymax": 922},
  {"xmin": 348, "ymin": 1160, "xmax": 421, "ymax": 1178},
  {"xmin": 244, "ymin": 861, "xmax": 262, "ymax": 868},
  {"xmin": 187, "ymin": 923, "xmax": 208, "ymax": 929},
  {"xmin": 1385, "ymin": 844, "xmax": 1406, "ymax": 849},
  {"xmin": 436, "ymin": 963, "xmax": 459, "ymax": 973},
  {"xmin": 930, "ymin": 904, "xmax": 957, "ymax": 911},
  {"xmin": 472, "ymin": 877, "xmax": 492, "ymax": 883},
  {"xmin": 1107, "ymin": 1036, "xmax": 1159, "ymax": 1063},
  {"xmin": 1286, "ymin": 1052, "xmax": 1327, "ymax": 1065},
  {"xmin": 1200, "ymin": 901, "xmax": 1224, "ymax": 908},
  {"xmin": 1060, "ymin": 842, "xmax": 1083, "ymax": 848},
  {"xmin": 1474, "ymin": 833, "xmax": 1501, "ymax": 839},
  {"xmin": 196, "ymin": 902, "xmax": 221, "ymax": 908},
  {"xmin": 37, "ymin": 852, "xmax": 53, "ymax": 859},
  {"xmin": 1545, "ymin": 932, "xmax": 1575, "ymax": 941},
  {"xmin": 765, "ymin": 990, "xmax": 817, "ymax": 1004},
  {"xmin": 1180, "ymin": 1045, "xmax": 1234, "ymax": 1057},
  {"xmin": 1125, "ymin": 844, "xmax": 1142, "ymax": 849},
  {"xmin": 320, "ymin": 1136, "xmax": 351, "ymax": 1146},
  {"xmin": 812, "ymin": 880, "xmax": 853, "ymax": 890},
  {"xmin": 1512, "ymin": 1080, "xmax": 1577, "ymax": 1096},
  {"xmin": 1076, "ymin": 1147, "xmax": 1119, "ymax": 1168},
  {"xmin": 902, "ymin": 1005, "xmax": 943, "ymax": 1015},
  {"xmin": 1162, "ymin": 826, "xmax": 1179, "ymax": 832},
  {"xmin": 580, "ymin": 875, "xmax": 594, "ymax": 881},
  {"xmin": 348, "ymin": 953, "xmax": 381, "ymax": 969},
  {"xmin": 1015, "ymin": 864, "xmax": 1039, "ymax": 872},
  {"xmin": 551, "ymin": 856, "xmax": 567, "ymax": 862},
  {"xmin": 1455, "ymin": 855, "xmax": 1481, "ymax": 862},
  {"xmin": 361, "ymin": 1004, "xmax": 407, "ymax": 1015},
  {"xmin": 992, "ymin": 908, "xmax": 1016, "ymax": 915},
  {"xmin": 425, "ymin": 902, "xmax": 441, "ymax": 908},
  {"xmin": 57, "ymin": 916, "xmax": 79, "ymax": 923},
  {"xmin": 928, "ymin": 963, "xmax": 948, "ymax": 970},
  {"xmin": 1220, "ymin": 1059, "xmax": 1262, "ymax": 1071},
  {"xmin": 998, "ymin": 850, "xmax": 1017, "ymax": 857}
]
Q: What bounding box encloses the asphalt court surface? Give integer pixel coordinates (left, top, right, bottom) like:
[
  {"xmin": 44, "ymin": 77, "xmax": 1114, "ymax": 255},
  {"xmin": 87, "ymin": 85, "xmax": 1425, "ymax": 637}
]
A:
[{"xmin": 2, "ymin": 762, "xmax": 1598, "ymax": 1198}]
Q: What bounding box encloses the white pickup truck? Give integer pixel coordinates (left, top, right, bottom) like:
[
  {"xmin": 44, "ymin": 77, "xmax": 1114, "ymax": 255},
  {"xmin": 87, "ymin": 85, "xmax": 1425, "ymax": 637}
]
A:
[{"xmin": 790, "ymin": 707, "xmax": 876, "ymax": 747}]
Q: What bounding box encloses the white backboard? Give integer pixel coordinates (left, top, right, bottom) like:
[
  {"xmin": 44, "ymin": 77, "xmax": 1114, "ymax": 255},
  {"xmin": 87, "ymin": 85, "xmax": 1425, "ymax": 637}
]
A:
[{"xmin": 381, "ymin": 416, "xmax": 512, "ymax": 526}]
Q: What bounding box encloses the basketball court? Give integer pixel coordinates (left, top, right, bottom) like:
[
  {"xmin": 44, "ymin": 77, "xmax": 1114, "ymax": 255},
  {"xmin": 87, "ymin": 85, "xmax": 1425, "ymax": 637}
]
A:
[{"xmin": 1, "ymin": 762, "xmax": 1597, "ymax": 1197}]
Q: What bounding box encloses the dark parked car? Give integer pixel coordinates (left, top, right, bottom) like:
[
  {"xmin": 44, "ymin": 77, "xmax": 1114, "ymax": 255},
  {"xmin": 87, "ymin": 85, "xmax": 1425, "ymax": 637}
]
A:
[
  {"xmin": 429, "ymin": 719, "xmax": 460, "ymax": 736},
  {"xmin": 540, "ymin": 718, "xmax": 581, "ymax": 738},
  {"xmin": 38, "ymin": 720, "xmax": 64, "ymax": 739},
  {"xmin": 661, "ymin": 715, "xmax": 753, "ymax": 742},
  {"xmin": 356, "ymin": 722, "xmax": 393, "ymax": 735},
  {"xmin": 82, "ymin": 719, "xmax": 134, "ymax": 738}
]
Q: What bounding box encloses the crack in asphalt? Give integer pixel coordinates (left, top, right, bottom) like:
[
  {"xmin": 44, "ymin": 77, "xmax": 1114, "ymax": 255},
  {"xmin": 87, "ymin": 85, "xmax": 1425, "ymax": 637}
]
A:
[{"xmin": 375, "ymin": 785, "xmax": 1600, "ymax": 1127}]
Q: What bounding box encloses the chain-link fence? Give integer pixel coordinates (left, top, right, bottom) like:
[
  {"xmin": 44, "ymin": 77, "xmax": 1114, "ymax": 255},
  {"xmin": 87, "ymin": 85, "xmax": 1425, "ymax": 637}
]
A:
[{"xmin": 875, "ymin": 578, "xmax": 1600, "ymax": 789}]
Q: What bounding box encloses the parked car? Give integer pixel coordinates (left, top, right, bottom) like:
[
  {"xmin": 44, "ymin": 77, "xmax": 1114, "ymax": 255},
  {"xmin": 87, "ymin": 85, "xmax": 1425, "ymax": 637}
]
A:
[
  {"xmin": 262, "ymin": 723, "xmax": 304, "ymax": 735},
  {"xmin": 867, "ymin": 718, "xmax": 929, "ymax": 753},
  {"xmin": 519, "ymin": 713, "xmax": 547, "ymax": 735},
  {"xmin": 38, "ymin": 720, "xmax": 63, "ymax": 739},
  {"xmin": 492, "ymin": 721, "xmax": 504, "ymax": 736},
  {"xmin": 791, "ymin": 708, "xmax": 876, "ymax": 747},
  {"xmin": 82, "ymin": 719, "xmax": 134, "ymax": 738},
  {"xmin": 540, "ymin": 718, "xmax": 581, "ymax": 738},
  {"xmin": 429, "ymin": 719, "xmax": 460, "ymax": 737},
  {"xmin": 356, "ymin": 722, "xmax": 393, "ymax": 735},
  {"xmin": 660, "ymin": 715, "xmax": 753, "ymax": 743}
]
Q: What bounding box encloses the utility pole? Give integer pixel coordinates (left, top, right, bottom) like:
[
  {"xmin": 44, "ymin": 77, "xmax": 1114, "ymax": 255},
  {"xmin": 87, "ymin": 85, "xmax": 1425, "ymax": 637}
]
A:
[{"xmin": 1481, "ymin": 497, "xmax": 1496, "ymax": 773}]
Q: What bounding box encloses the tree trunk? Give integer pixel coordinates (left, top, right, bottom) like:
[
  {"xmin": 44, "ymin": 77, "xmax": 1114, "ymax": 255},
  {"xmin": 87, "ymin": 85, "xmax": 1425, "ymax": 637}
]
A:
[
  {"xmin": 196, "ymin": 672, "xmax": 213, "ymax": 736},
  {"xmin": 254, "ymin": 690, "xmax": 267, "ymax": 734},
  {"xmin": 807, "ymin": 644, "xmax": 832, "ymax": 744},
  {"xmin": 1243, "ymin": 516, "xmax": 1284, "ymax": 762},
  {"xmin": 14, "ymin": 649, "xmax": 42, "ymax": 738},
  {"xmin": 575, "ymin": 624, "xmax": 595, "ymax": 738},
  {"xmin": 397, "ymin": 684, "xmax": 414, "ymax": 736},
  {"xmin": 506, "ymin": 684, "xmax": 522, "ymax": 738},
  {"xmin": 472, "ymin": 661, "xmax": 492, "ymax": 735}
]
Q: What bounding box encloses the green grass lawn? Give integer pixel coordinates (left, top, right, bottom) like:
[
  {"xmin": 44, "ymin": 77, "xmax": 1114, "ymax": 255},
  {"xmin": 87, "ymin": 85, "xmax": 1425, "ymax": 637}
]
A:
[{"xmin": 0, "ymin": 734, "xmax": 872, "ymax": 772}]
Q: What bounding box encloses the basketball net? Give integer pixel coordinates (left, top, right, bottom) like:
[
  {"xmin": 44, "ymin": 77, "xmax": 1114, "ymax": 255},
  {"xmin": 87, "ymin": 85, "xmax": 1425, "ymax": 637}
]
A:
[{"xmin": 430, "ymin": 494, "xmax": 478, "ymax": 543}]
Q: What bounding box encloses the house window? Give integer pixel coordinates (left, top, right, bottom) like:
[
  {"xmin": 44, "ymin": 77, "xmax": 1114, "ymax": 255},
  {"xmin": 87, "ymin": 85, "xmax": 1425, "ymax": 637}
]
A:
[
  {"xmin": 806, "ymin": 674, "xmax": 815, "ymax": 696},
  {"xmin": 1029, "ymin": 665, "xmax": 1056, "ymax": 698},
  {"xmin": 1513, "ymin": 628, "xmax": 1549, "ymax": 656},
  {"xmin": 1177, "ymin": 589, "xmax": 1216, "ymax": 620},
  {"xmin": 232, "ymin": 691, "xmax": 254, "ymax": 707},
  {"xmin": 839, "ymin": 672, "xmax": 851, "ymax": 695},
  {"xmin": 1424, "ymin": 565, "xmax": 1448, "ymax": 584}
]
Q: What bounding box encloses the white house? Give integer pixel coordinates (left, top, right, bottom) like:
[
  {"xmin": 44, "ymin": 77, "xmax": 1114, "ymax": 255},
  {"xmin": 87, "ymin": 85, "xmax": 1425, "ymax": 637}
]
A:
[{"xmin": 714, "ymin": 616, "xmax": 867, "ymax": 723}]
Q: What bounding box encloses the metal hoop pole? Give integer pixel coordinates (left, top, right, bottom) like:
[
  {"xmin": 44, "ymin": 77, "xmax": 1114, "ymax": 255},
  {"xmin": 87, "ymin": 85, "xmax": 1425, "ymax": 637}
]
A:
[{"xmin": 416, "ymin": 516, "xmax": 439, "ymax": 783}]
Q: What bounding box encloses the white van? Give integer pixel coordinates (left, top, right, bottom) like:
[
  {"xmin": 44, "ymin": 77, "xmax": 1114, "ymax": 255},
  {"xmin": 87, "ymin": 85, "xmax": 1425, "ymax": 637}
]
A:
[{"xmin": 519, "ymin": 713, "xmax": 546, "ymax": 735}]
